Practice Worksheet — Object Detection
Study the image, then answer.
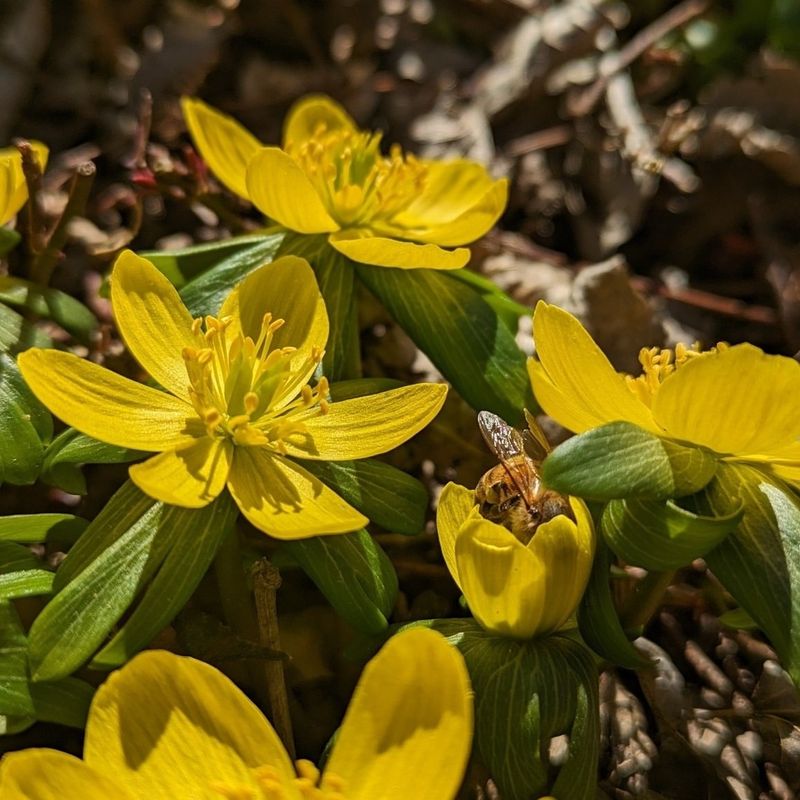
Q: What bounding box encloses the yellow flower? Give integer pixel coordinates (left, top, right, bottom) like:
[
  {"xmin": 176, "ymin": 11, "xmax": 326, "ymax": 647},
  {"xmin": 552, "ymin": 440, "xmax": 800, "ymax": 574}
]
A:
[
  {"xmin": 0, "ymin": 628, "xmax": 473, "ymax": 800},
  {"xmin": 437, "ymin": 482, "xmax": 595, "ymax": 639},
  {"xmin": 528, "ymin": 301, "xmax": 800, "ymax": 485},
  {"xmin": 0, "ymin": 142, "xmax": 48, "ymax": 225},
  {"xmin": 182, "ymin": 95, "xmax": 508, "ymax": 270},
  {"xmin": 17, "ymin": 251, "xmax": 447, "ymax": 539}
]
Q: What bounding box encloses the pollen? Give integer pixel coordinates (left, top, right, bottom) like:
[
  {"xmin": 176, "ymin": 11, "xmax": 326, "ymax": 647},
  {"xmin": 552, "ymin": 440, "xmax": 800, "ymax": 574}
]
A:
[
  {"xmin": 182, "ymin": 312, "xmax": 328, "ymax": 450},
  {"xmin": 626, "ymin": 341, "xmax": 729, "ymax": 406},
  {"xmin": 286, "ymin": 122, "xmax": 428, "ymax": 228}
]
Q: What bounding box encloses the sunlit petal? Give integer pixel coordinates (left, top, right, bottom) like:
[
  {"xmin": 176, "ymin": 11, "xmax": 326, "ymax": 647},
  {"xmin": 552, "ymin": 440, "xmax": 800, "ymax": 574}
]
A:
[
  {"xmin": 227, "ymin": 449, "xmax": 366, "ymax": 538},
  {"xmin": 435, "ymin": 482, "xmax": 478, "ymax": 590},
  {"xmin": 280, "ymin": 383, "xmax": 447, "ymax": 460},
  {"xmin": 110, "ymin": 250, "xmax": 196, "ymax": 400},
  {"xmin": 455, "ymin": 517, "xmax": 546, "ymax": 639},
  {"xmin": 329, "ymin": 229, "xmax": 468, "ymax": 269},
  {"xmin": 0, "ymin": 750, "xmax": 133, "ymax": 800},
  {"xmin": 653, "ymin": 343, "xmax": 800, "ymax": 457},
  {"xmin": 0, "ymin": 142, "xmax": 48, "ymax": 225},
  {"xmin": 181, "ymin": 96, "xmax": 262, "ymax": 200},
  {"xmin": 530, "ymin": 302, "xmax": 658, "ymax": 434},
  {"xmin": 17, "ymin": 349, "xmax": 194, "ymax": 451},
  {"xmin": 84, "ymin": 650, "xmax": 298, "ymax": 799},
  {"xmin": 324, "ymin": 628, "xmax": 472, "ymax": 800},
  {"xmin": 283, "ymin": 94, "xmax": 356, "ymax": 146},
  {"xmin": 246, "ymin": 148, "xmax": 338, "ymax": 233},
  {"xmin": 128, "ymin": 438, "xmax": 232, "ymax": 508}
]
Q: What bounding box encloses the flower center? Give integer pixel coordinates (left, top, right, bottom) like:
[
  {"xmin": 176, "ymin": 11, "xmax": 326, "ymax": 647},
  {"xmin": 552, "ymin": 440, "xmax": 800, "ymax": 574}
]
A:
[
  {"xmin": 625, "ymin": 341, "xmax": 728, "ymax": 406},
  {"xmin": 182, "ymin": 313, "xmax": 329, "ymax": 451},
  {"xmin": 287, "ymin": 123, "xmax": 428, "ymax": 228},
  {"xmin": 211, "ymin": 760, "xmax": 348, "ymax": 800}
]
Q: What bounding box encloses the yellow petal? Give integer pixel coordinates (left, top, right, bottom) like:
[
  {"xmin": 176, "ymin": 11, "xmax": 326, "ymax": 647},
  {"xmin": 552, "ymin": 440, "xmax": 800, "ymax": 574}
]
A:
[
  {"xmin": 324, "ymin": 628, "xmax": 472, "ymax": 800},
  {"xmin": 329, "ymin": 229, "xmax": 469, "ymax": 269},
  {"xmin": 283, "ymin": 94, "xmax": 356, "ymax": 146},
  {"xmin": 227, "ymin": 449, "xmax": 366, "ymax": 538},
  {"xmin": 181, "ymin": 96, "xmax": 262, "ymax": 200},
  {"xmin": 17, "ymin": 348, "xmax": 194, "ymax": 451},
  {"xmin": 455, "ymin": 517, "xmax": 546, "ymax": 638},
  {"xmin": 279, "ymin": 383, "xmax": 447, "ymax": 460},
  {"xmin": 0, "ymin": 142, "xmax": 49, "ymax": 225},
  {"xmin": 530, "ymin": 302, "xmax": 658, "ymax": 434},
  {"xmin": 527, "ymin": 498, "xmax": 595, "ymax": 634},
  {"xmin": 219, "ymin": 255, "xmax": 328, "ymax": 406},
  {"xmin": 0, "ymin": 750, "xmax": 133, "ymax": 800},
  {"xmin": 128, "ymin": 438, "xmax": 232, "ymax": 508},
  {"xmin": 436, "ymin": 482, "xmax": 478, "ymax": 590},
  {"xmin": 84, "ymin": 650, "xmax": 299, "ymax": 799},
  {"xmin": 246, "ymin": 147, "xmax": 339, "ymax": 233},
  {"xmin": 652, "ymin": 343, "xmax": 800, "ymax": 457},
  {"xmin": 110, "ymin": 250, "xmax": 196, "ymax": 400},
  {"xmin": 400, "ymin": 179, "xmax": 508, "ymax": 247}
]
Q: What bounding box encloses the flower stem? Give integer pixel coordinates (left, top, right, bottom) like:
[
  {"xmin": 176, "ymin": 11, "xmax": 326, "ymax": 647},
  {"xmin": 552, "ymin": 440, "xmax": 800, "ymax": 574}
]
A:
[
  {"xmin": 621, "ymin": 568, "xmax": 676, "ymax": 631},
  {"xmin": 252, "ymin": 558, "xmax": 296, "ymax": 760}
]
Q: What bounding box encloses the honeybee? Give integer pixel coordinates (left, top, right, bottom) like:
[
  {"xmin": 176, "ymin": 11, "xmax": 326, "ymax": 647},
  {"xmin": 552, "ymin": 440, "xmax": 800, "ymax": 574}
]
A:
[{"xmin": 475, "ymin": 410, "xmax": 574, "ymax": 544}]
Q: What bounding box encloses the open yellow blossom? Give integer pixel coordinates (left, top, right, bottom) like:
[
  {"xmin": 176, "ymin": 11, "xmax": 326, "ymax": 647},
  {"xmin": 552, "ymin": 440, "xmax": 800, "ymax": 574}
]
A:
[
  {"xmin": 437, "ymin": 483, "xmax": 595, "ymax": 639},
  {"xmin": 17, "ymin": 251, "xmax": 447, "ymax": 539},
  {"xmin": 0, "ymin": 142, "xmax": 48, "ymax": 225},
  {"xmin": 528, "ymin": 301, "xmax": 800, "ymax": 486},
  {"xmin": 0, "ymin": 628, "xmax": 473, "ymax": 800},
  {"xmin": 182, "ymin": 95, "xmax": 508, "ymax": 270}
]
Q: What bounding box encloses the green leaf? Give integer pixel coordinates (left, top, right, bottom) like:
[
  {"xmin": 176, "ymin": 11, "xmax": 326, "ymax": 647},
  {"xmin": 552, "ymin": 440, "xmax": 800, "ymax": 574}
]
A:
[
  {"xmin": 29, "ymin": 482, "xmax": 229, "ymax": 681},
  {"xmin": 0, "ymin": 541, "xmax": 42, "ymax": 572},
  {"xmin": 41, "ymin": 428, "xmax": 144, "ymax": 495},
  {"xmin": 601, "ymin": 496, "xmax": 743, "ymax": 570},
  {"xmin": 180, "ymin": 232, "xmax": 286, "ymax": 317},
  {"xmin": 0, "ymin": 302, "xmax": 51, "ymax": 353},
  {"xmin": 701, "ymin": 463, "xmax": 800, "ymax": 685},
  {"xmin": 330, "ymin": 378, "xmax": 402, "ymax": 400},
  {"xmin": 449, "ymin": 268, "xmax": 529, "ymax": 331},
  {"xmin": 0, "ymin": 513, "xmax": 88, "ymax": 544},
  {"xmin": 143, "ymin": 233, "xmax": 279, "ymax": 287},
  {"xmin": 0, "ymin": 276, "xmax": 98, "ymax": 344},
  {"xmin": 0, "ymin": 569, "xmax": 54, "ymax": 600},
  {"xmin": 0, "ymin": 601, "xmax": 33, "ymax": 716},
  {"xmin": 300, "ymin": 458, "xmax": 428, "ymax": 535},
  {"xmin": 0, "ymin": 353, "xmax": 52, "ymax": 485},
  {"xmin": 719, "ymin": 607, "xmax": 759, "ymax": 631},
  {"xmin": 0, "ymin": 227, "xmax": 21, "ymax": 256},
  {"xmin": 90, "ymin": 493, "xmax": 237, "ymax": 669},
  {"xmin": 420, "ymin": 619, "xmax": 600, "ymax": 800},
  {"xmin": 355, "ymin": 265, "xmax": 532, "ymax": 424},
  {"xmin": 29, "ymin": 677, "xmax": 94, "ymax": 729},
  {"xmin": 279, "ymin": 530, "xmax": 398, "ymax": 634},
  {"xmin": 578, "ymin": 538, "xmax": 647, "ymax": 669},
  {"xmin": 542, "ymin": 422, "xmax": 717, "ymax": 501}
]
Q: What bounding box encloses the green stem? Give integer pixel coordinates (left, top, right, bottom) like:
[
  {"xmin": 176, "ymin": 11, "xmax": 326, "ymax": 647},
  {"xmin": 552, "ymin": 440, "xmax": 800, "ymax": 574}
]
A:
[{"xmin": 621, "ymin": 568, "xmax": 676, "ymax": 631}]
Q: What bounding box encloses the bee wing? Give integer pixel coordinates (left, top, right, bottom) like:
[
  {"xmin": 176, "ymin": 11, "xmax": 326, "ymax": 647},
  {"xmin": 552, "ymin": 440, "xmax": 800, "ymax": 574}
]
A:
[{"xmin": 522, "ymin": 408, "xmax": 552, "ymax": 459}]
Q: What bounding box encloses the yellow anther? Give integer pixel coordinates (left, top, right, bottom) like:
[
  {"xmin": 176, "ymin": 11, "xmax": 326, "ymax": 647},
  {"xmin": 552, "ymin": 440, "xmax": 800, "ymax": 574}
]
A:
[
  {"xmin": 269, "ymin": 318, "xmax": 286, "ymax": 333},
  {"xmin": 182, "ymin": 346, "xmax": 198, "ymax": 360},
  {"xmin": 192, "ymin": 318, "xmax": 203, "ymax": 335},
  {"xmin": 301, "ymin": 385, "xmax": 313, "ymax": 405},
  {"xmin": 295, "ymin": 760, "xmax": 320, "ymax": 784},
  {"xmin": 317, "ymin": 377, "xmax": 329, "ymax": 396},
  {"xmin": 244, "ymin": 392, "xmax": 259, "ymax": 414},
  {"xmin": 197, "ymin": 349, "xmax": 213, "ymax": 365},
  {"xmin": 319, "ymin": 398, "xmax": 330, "ymax": 415},
  {"xmin": 228, "ymin": 414, "xmax": 251, "ymax": 430}
]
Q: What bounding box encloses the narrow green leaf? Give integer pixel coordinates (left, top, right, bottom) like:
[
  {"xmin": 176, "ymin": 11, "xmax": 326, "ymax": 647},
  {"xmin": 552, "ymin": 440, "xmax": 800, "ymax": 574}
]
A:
[
  {"xmin": 29, "ymin": 677, "xmax": 94, "ymax": 729},
  {"xmin": 0, "ymin": 602, "xmax": 33, "ymax": 716},
  {"xmin": 601, "ymin": 496, "xmax": 743, "ymax": 570},
  {"xmin": 0, "ymin": 302, "xmax": 51, "ymax": 353},
  {"xmin": 0, "ymin": 353, "xmax": 52, "ymax": 485},
  {"xmin": 143, "ymin": 233, "xmax": 278, "ymax": 287},
  {"xmin": 0, "ymin": 276, "xmax": 97, "ymax": 344},
  {"xmin": 180, "ymin": 232, "xmax": 286, "ymax": 317},
  {"xmin": 300, "ymin": 458, "xmax": 428, "ymax": 535},
  {"xmin": 330, "ymin": 378, "xmax": 402, "ymax": 400},
  {"xmin": 0, "ymin": 541, "xmax": 42, "ymax": 572},
  {"xmin": 542, "ymin": 422, "xmax": 717, "ymax": 501},
  {"xmin": 449, "ymin": 268, "xmax": 529, "ymax": 331},
  {"xmin": 91, "ymin": 493, "xmax": 238, "ymax": 669},
  {"xmin": 0, "ymin": 569, "xmax": 54, "ymax": 600},
  {"xmin": 702, "ymin": 463, "xmax": 800, "ymax": 685},
  {"xmin": 355, "ymin": 265, "xmax": 531, "ymax": 424},
  {"xmin": 578, "ymin": 538, "xmax": 647, "ymax": 669},
  {"xmin": 41, "ymin": 428, "xmax": 144, "ymax": 495},
  {"xmin": 0, "ymin": 513, "xmax": 88, "ymax": 544},
  {"xmin": 280, "ymin": 530, "xmax": 398, "ymax": 634}
]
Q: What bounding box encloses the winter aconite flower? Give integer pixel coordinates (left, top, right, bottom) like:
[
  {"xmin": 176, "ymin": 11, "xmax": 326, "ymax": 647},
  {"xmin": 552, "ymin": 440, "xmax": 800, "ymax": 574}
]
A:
[
  {"xmin": 0, "ymin": 628, "xmax": 473, "ymax": 800},
  {"xmin": 436, "ymin": 482, "xmax": 595, "ymax": 639},
  {"xmin": 18, "ymin": 251, "xmax": 447, "ymax": 538},
  {"xmin": 528, "ymin": 301, "xmax": 800, "ymax": 486},
  {"xmin": 0, "ymin": 142, "xmax": 48, "ymax": 225},
  {"xmin": 182, "ymin": 95, "xmax": 508, "ymax": 269}
]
